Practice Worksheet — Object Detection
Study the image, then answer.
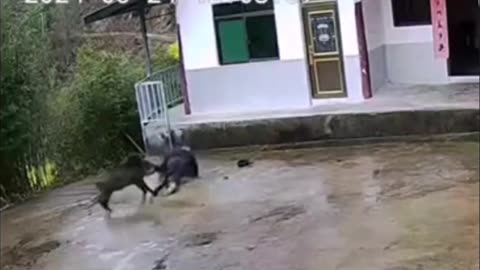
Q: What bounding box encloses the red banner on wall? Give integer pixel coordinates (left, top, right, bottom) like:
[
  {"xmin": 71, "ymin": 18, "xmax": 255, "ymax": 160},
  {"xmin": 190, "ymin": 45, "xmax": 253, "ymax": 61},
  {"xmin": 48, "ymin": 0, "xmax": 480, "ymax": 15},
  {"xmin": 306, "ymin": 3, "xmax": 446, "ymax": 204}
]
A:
[{"xmin": 431, "ymin": 0, "xmax": 450, "ymax": 59}]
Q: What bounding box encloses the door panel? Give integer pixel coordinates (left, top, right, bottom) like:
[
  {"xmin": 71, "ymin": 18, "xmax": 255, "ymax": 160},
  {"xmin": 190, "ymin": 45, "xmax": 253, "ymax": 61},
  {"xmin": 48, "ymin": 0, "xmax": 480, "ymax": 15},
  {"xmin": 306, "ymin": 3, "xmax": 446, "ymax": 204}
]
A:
[
  {"xmin": 309, "ymin": 11, "xmax": 339, "ymax": 55},
  {"xmin": 303, "ymin": 2, "xmax": 347, "ymax": 98},
  {"xmin": 314, "ymin": 58, "xmax": 342, "ymax": 92}
]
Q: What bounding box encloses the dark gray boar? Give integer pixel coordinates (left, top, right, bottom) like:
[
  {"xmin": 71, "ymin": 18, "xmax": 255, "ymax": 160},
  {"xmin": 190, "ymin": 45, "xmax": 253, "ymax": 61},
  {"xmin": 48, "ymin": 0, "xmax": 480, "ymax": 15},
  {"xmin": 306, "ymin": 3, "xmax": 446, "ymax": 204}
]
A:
[
  {"xmin": 152, "ymin": 146, "xmax": 199, "ymax": 196},
  {"xmin": 91, "ymin": 154, "xmax": 156, "ymax": 214}
]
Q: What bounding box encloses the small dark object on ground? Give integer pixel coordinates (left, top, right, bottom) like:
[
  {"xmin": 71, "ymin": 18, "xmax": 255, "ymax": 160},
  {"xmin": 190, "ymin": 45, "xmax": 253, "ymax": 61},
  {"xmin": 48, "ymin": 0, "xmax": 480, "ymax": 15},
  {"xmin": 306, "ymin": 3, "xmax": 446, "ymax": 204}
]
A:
[
  {"xmin": 250, "ymin": 204, "xmax": 306, "ymax": 224},
  {"xmin": 152, "ymin": 254, "xmax": 169, "ymax": 270},
  {"xmin": 237, "ymin": 159, "xmax": 252, "ymax": 168},
  {"xmin": 223, "ymin": 176, "xmax": 229, "ymax": 180},
  {"xmin": 184, "ymin": 232, "xmax": 219, "ymax": 247}
]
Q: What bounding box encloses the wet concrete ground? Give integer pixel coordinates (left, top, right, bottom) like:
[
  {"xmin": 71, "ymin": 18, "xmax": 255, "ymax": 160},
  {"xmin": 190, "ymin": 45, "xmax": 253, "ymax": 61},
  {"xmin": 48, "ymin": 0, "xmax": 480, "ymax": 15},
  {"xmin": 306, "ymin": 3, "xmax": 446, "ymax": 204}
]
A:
[{"xmin": 1, "ymin": 141, "xmax": 479, "ymax": 270}]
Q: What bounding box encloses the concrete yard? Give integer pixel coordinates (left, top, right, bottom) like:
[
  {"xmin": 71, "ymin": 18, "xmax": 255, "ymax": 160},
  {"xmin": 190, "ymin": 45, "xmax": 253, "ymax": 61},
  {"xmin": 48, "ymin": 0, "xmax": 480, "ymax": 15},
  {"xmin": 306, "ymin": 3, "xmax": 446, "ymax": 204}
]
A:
[{"xmin": 1, "ymin": 141, "xmax": 479, "ymax": 270}]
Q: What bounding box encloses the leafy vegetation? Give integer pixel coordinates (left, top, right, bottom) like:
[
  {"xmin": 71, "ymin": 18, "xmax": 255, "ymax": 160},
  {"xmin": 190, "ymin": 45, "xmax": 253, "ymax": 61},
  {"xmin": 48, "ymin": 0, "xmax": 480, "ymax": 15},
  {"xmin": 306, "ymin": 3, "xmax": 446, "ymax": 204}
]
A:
[
  {"xmin": 0, "ymin": 2, "xmax": 179, "ymax": 204},
  {"xmin": 1, "ymin": 2, "xmax": 55, "ymax": 200},
  {"xmin": 46, "ymin": 45, "xmax": 146, "ymax": 176},
  {"xmin": 153, "ymin": 42, "xmax": 181, "ymax": 70}
]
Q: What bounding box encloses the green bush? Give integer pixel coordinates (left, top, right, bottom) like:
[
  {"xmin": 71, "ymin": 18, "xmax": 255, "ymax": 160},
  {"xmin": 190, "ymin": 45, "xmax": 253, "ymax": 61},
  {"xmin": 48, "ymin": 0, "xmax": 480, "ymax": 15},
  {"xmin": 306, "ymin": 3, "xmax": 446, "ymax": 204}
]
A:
[
  {"xmin": 0, "ymin": 2, "xmax": 56, "ymax": 200},
  {"xmin": 1, "ymin": 2, "xmax": 179, "ymax": 203},
  {"xmin": 153, "ymin": 42, "xmax": 180, "ymax": 70},
  {"xmin": 47, "ymin": 45, "xmax": 145, "ymax": 178},
  {"xmin": 168, "ymin": 43, "xmax": 180, "ymax": 61}
]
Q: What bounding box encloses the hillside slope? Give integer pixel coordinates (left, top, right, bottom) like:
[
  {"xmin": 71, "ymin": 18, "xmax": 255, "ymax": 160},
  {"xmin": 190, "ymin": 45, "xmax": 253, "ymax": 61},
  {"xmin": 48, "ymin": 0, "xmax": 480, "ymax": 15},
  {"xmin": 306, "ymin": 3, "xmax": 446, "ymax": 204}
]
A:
[{"xmin": 51, "ymin": 1, "xmax": 176, "ymax": 71}]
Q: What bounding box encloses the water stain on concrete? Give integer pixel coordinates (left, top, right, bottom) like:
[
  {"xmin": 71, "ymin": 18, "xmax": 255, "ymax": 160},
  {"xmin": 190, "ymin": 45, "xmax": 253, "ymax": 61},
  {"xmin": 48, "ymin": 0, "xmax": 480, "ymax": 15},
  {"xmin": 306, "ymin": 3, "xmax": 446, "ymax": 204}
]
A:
[
  {"xmin": 151, "ymin": 254, "xmax": 169, "ymax": 270},
  {"xmin": 2, "ymin": 239, "xmax": 61, "ymax": 269},
  {"xmin": 183, "ymin": 231, "xmax": 220, "ymax": 247},
  {"xmin": 249, "ymin": 204, "xmax": 306, "ymax": 224}
]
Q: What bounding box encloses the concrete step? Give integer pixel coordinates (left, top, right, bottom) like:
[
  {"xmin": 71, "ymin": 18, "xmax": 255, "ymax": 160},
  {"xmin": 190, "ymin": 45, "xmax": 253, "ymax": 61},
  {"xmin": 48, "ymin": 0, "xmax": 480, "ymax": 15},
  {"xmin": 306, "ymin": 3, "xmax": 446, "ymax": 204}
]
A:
[{"xmin": 176, "ymin": 109, "xmax": 479, "ymax": 150}]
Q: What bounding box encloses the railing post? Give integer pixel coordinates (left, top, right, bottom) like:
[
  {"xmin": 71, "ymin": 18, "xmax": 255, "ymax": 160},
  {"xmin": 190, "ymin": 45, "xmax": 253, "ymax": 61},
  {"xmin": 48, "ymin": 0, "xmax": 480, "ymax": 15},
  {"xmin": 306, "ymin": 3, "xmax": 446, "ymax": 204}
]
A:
[
  {"xmin": 135, "ymin": 65, "xmax": 185, "ymax": 153},
  {"xmin": 159, "ymin": 81, "xmax": 173, "ymax": 150},
  {"xmin": 138, "ymin": 3, "xmax": 153, "ymax": 77},
  {"xmin": 135, "ymin": 83, "xmax": 148, "ymax": 151}
]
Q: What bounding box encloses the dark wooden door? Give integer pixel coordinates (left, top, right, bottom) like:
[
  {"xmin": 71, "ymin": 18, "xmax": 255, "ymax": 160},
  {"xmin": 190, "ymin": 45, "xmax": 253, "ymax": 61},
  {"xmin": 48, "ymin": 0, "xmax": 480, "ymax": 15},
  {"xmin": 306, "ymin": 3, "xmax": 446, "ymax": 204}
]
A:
[{"xmin": 355, "ymin": 1, "xmax": 373, "ymax": 99}]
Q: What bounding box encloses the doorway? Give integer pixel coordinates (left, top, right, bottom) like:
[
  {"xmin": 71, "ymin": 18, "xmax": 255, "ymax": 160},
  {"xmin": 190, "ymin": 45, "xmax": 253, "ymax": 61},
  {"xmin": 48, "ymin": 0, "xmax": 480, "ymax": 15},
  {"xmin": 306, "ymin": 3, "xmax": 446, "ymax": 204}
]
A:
[
  {"xmin": 302, "ymin": 1, "xmax": 347, "ymax": 99},
  {"xmin": 446, "ymin": 0, "xmax": 480, "ymax": 76}
]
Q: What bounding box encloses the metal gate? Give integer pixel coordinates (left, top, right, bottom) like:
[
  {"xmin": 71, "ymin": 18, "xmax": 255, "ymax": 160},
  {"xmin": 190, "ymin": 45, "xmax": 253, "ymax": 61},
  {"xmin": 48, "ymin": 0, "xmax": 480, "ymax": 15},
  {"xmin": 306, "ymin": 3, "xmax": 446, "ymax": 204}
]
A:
[{"xmin": 135, "ymin": 80, "xmax": 173, "ymax": 150}]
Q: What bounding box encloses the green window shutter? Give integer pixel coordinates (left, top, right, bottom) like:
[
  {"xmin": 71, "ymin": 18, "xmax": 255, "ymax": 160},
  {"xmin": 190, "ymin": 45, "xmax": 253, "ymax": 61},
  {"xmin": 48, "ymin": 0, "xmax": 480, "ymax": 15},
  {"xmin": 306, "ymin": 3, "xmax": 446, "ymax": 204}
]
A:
[{"xmin": 217, "ymin": 19, "xmax": 249, "ymax": 64}]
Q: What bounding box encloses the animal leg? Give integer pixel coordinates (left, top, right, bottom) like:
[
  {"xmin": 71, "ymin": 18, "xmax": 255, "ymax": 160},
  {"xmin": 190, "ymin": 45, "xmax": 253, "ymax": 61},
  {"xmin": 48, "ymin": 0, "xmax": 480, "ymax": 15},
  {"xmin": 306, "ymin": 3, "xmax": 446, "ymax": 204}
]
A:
[
  {"xmin": 98, "ymin": 192, "xmax": 113, "ymax": 213},
  {"xmin": 190, "ymin": 157, "xmax": 199, "ymax": 178},
  {"xmin": 136, "ymin": 180, "xmax": 156, "ymax": 204},
  {"xmin": 153, "ymin": 175, "xmax": 169, "ymax": 197},
  {"xmin": 135, "ymin": 183, "xmax": 147, "ymax": 204},
  {"xmin": 149, "ymin": 194, "xmax": 155, "ymax": 204},
  {"xmin": 165, "ymin": 174, "xmax": 181, "ymax": 196},
  {"xmin": 142, "ymin": 181, "xmax": 156, "ymax": 195}
]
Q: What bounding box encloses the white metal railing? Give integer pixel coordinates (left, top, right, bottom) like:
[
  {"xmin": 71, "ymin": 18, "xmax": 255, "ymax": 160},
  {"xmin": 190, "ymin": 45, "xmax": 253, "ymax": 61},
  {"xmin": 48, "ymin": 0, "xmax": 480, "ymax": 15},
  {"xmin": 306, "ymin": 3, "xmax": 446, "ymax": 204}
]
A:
[
  {"xmin": 139, "ymin": 64, "xmax": 183, "ymax": 109},
  {"xmin": 135, "ymin": 64, "xmax": 184, "ymax": 152},
  {"xmin": 135, "ymin": 81, "xmax": 170, "ymax": 126},
  {"xmin": 135, "ymin": 80, "xmax": 173, "ymax": 151}
]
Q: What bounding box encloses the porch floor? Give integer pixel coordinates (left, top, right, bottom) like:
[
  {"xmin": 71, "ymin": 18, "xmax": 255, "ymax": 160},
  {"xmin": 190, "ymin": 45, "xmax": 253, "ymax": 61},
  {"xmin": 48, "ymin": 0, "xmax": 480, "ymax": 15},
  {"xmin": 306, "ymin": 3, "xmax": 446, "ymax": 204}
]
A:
[{"xmin": 169, "ymin": 83, "xmax": 479, "ymax": 127}]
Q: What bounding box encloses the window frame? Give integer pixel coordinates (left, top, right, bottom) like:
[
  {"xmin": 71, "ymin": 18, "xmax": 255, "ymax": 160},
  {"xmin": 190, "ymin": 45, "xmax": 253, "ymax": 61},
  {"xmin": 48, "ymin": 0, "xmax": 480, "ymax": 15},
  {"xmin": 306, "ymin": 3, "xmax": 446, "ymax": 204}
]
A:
[
  {"xmin": 213, "ymin": 2, "xmax": 280, "ymax": 65},
  {"xmin": 391, "ymin": 0, "xmax": 432, "ymax": 27}
]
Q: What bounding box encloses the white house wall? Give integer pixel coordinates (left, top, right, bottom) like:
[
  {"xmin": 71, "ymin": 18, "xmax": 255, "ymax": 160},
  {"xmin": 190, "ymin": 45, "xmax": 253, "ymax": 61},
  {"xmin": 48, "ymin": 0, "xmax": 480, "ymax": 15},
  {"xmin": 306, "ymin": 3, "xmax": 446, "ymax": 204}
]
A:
[
  {"xmin": 363, "ymin": 0, "xmax": 449, "ymax": 86},
  {"xmin": 176, "ymin": 0, "xmax": 364, "ymax": 115},
  {"xmin": 176, "ymin": 0, "xmax": 313, "ymax": 115},
  {"xmin": 176, "ymin": 0, "xmax": 219, "ymax": 70},
  {"xmin": 382, "ymin": 0, "xmax": 449, "ymax": 84}
]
